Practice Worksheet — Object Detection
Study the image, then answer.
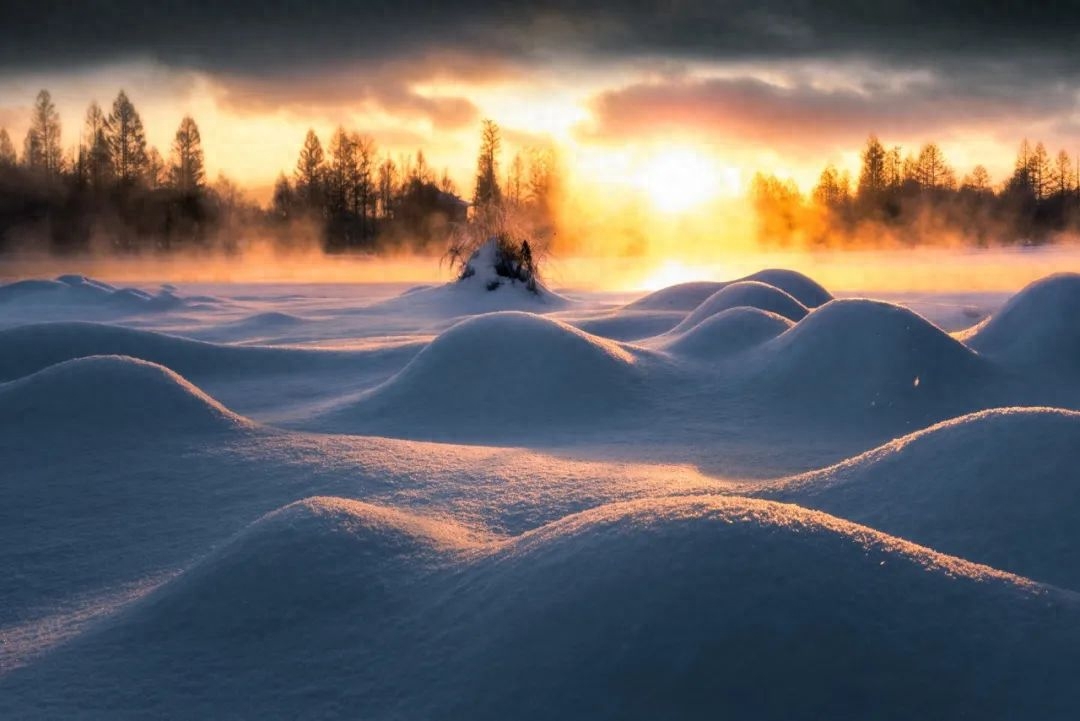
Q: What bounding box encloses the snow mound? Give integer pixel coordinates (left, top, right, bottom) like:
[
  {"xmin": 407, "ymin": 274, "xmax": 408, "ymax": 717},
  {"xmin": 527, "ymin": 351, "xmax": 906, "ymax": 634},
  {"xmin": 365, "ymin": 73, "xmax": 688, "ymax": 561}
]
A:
[
  {"xmin": 741, "ymin": 268, "xmax": 833, "ymax": 308},
  {"xmin": 9, "ymin": 495, "xmax": 1080, "ymax": 719},
  {"xmin": 0, "ymin": 355, "xmax": 252, "ymax": 434},
  {"xmin": 127, "ymin": 497, "xmax": 475, "ymax": 637},
  {"xmin": 318, "ymin": 311, "xmax": 643, "ymax": 434},
  {"xmin": 0, "ymin": 321, "xmax": 358, "ymax": 381},
  {"xmin": 625, "ymin": 281, "xmax": 725, "ymax": 311},
  {"xmin": 662, "ymin": 307, "xmax": 793, "ymax": 359},
  {"xmin": 571, "ymin": 310, "xmax": 685, "ymax": 341},
  {"xmin": 670, "ymin": 281, "xmax": 808, "ymax": 332},
  {"xmin": 963, "ymin": 273, "xmax": 1080, "ymax": 369},
  {"xmin": 749, "ymin": 298, "xmax": 991, "ymax": 413},
  {"xmin": 626, "ymin": 268, "xmax": 832, "ymax": 312},
  {"xmin": 766, "ymin": 406, "xmax": 1080, "ymax": 589},
  {"xmin": 375, "ymin": 240, "xmax": 571, "ymax": 316},
  {"xmin": 0, "ymin": 275, "xmax": 182, "ymax": 311}
]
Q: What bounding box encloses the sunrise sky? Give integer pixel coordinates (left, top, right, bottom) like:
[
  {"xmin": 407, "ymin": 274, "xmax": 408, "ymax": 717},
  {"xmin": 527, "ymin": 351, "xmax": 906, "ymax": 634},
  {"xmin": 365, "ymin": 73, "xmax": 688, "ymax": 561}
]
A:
[{"xmin": 1, "ymin": 3, "xmax": 1077, "ymax": 212}]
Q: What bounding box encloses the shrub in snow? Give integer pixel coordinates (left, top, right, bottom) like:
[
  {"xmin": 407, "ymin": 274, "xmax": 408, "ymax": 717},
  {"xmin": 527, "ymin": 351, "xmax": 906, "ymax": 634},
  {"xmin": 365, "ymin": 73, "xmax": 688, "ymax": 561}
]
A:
[{"xmin": 448, "ymin": 232, "xmax": 541, "ymax": 294}]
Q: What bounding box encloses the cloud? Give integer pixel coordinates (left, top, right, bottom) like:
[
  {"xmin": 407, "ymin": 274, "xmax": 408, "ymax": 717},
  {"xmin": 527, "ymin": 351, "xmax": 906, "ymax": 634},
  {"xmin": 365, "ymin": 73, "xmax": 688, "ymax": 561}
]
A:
[
  {"xmin": 4, "ymin": 2, "xmax": 1080, "ymax": 77},
  {"xmin": 583, "ymin": 69, "xmax": 1080, "ymax": 154}
]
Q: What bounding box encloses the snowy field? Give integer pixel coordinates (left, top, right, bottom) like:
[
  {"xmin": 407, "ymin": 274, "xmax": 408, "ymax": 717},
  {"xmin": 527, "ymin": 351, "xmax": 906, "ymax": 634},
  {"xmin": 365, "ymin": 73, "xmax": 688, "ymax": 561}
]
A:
[{"xmin": 3, "ymin": 248, "xmax": 1080, "ymax": 718}]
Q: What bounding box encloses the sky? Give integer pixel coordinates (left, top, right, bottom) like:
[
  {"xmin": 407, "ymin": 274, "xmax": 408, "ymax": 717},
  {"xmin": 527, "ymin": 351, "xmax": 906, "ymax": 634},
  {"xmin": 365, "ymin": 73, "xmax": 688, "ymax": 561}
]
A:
[{"xmin": 1, "ymin": 2, "xmax": 1078, "ymax": 213}]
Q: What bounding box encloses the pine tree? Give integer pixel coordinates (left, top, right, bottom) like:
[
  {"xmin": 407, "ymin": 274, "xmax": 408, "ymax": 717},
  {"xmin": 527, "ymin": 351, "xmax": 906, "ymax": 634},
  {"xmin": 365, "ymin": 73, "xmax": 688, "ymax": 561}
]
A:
[
  {"xmin": 146, "ymin": 147, "xmax": 165, "ymax": 189},
  {"xmin": 473, "ymin": 119, "xmax": 502, "ymax": 210},
  {"xmin": 326, "ymin": 126, "xmax": 354, "ymax": 216},
  {"xmin": 1053, "ymin": 150, "xmax": 1074, "ymax": 198},
  {"xmin": 271, "ymin": 173, "xmax": 295, "ymax": 221},
  {"xmin": 377, "ymin": 156, "xmax": 397, "ymax": 220},
  {"xmin": 961, "ymin": 165, "xmax": 992, "ymax": 193},
  {"xmin": 914, "ymin": 143, "xmax": 953, "ymax": 191},
  {"xmin": 1030, "ymin": 142, "xmax": 1051, "ymax": 200},
  {"xmin": 294, "ymin": 129, "xmax": 325, "ymax": 213},
  {"xmin": 0, "ymin": 128, "xmax": 15, "ymax": 167},
  {"xmin": 507, "ymin": 152, "xmax": 524, "ymax": 206},
  {"xmin": 107, "ymin": 90, "xmax": 148, "ymax": 185},
  {"xmin": 857, "ymin": 135, "xmax": 887, "ymax": 200},
  {"xmin": 169, "ymin": 115, "xmax": 205, "ymax": 193},
  {"xmin": 27, "ymin": 90, "xmax": 62, "ymax": 175},
  {"xmin": 82, "ymin": 101, "xmax": 112, "ymax": 189}
]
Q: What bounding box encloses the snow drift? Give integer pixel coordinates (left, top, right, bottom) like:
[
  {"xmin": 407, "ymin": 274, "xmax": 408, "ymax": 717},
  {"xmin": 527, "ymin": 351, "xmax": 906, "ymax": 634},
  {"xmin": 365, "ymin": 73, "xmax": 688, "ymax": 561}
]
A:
[
  {"xmin": 0, "ymin": 274, "xmax": 183, "ymax": 312},
  {"xmin": 669, "ymin": 280, "xmax": 808, "ymax": 332},
  {"xmin": 0, "ymin": 321, "xmax": 371, "ymax": 382},
  {"xmin": 0, "ymin": 355, "xmax": 252, "ymax": 434},
  {"xmin": 627, "ymin": 269, "xmax": 832, "ymax": 312},
  {"xmin": 746, "ymin": 298, "xmax": 993, "ymax": 416},
  {"xmin": 963, "ymin": 272, "xmax": 1080, "ymax": 370},
  {"xmin": 6, "ymin": 495, "xmax": 1078, "ymax": 720},
  {"xmin": 661, "ymin": 307, "xmax": 794, "ymax": 359},
  {"xmin": 765, "ymin": 406, "xmax": 1080, "ymax": 590},
  {"xmin": 316, "ymin": 311, "xmax": 645, "ymax": 435}
]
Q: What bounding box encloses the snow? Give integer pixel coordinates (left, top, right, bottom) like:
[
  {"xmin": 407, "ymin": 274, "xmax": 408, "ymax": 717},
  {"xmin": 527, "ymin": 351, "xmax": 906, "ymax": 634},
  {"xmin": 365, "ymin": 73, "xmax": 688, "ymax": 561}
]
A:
[
  {"xmin": 0, "ymin": 355, "xmax": 252, "ymax": 434},
  {"xmin": 763, "ymin": 406, "xmax": 1080, "ymax": 589},
  {"xmin": 659, "ymin": 306, "xmax": 794, "ymax": 359},
  {"xmin": 668, "ymin": 280, "xmax": 808, "ymax": 332},
  {"xmin": 4, "ymin": 495, "xmax": 1078, "ymax": 719},
  {"xmin": 626, "ymin": 268, "xmax": 832, "ymax": 312},
  {"xmin": 3, "ymin": 262, "xmax": 1080, "ymax": 718},
  {"xmin": 962, "ymin": 272, "xmax": 1080, "ymax": 370}
]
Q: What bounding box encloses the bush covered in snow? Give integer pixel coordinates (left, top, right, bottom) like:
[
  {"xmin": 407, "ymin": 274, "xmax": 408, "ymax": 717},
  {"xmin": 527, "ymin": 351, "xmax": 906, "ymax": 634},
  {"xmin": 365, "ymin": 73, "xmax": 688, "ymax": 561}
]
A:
[{"xmin": 447, "ymin": 232, "xmax": 541, "ymax": 293}]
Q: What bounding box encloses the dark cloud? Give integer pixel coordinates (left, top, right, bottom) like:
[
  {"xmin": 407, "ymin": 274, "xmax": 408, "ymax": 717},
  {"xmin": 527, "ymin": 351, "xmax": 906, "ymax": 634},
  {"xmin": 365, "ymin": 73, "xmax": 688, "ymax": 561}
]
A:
[
  {"xmin": 4, "ymin": 1, "xmax": 1078, "ymax": 140},
  {"xmin": 4, "ymin": 2, "xmax": 1080, "ymax": 76},
  {"xmin": 584, "ymin": 70, "xmax": 1080, "ymax": 153}
]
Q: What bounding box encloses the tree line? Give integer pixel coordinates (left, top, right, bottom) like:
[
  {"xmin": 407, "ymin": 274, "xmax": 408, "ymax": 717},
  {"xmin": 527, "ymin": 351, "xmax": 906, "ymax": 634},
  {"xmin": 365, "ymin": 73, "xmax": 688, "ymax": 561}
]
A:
[
  {"xmin": 0, "ymin": 89, "xmax": 247, "ymax": 253},
  {"xmin": 751, "ymin": 135, "xmax": 1080, "ymax": 247},
  {"xmin": 0, "ymin": 89, "xmax": 560, "ymax": 256},
  {"xmin": 270, "ymin": 118, "xmax": 559, "ymax": 252}
]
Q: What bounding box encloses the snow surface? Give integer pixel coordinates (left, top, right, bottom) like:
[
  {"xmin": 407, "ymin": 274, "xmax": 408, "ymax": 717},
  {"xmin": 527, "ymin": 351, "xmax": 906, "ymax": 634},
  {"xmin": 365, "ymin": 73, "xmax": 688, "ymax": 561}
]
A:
[{"xmin": 3, "ymin": 262, "xmax": 1080, "ymax": 718}]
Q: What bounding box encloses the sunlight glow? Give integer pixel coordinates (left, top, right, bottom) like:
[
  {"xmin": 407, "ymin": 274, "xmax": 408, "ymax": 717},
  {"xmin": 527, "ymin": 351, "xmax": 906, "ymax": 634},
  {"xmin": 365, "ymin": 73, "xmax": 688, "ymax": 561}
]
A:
[
  {"xmin": 632, "ymin": 149, "xmax": 736, "ymax": 213},
  {"xmin": 641, "ymin": 260, "xmax": 713, "ymax": 291}
]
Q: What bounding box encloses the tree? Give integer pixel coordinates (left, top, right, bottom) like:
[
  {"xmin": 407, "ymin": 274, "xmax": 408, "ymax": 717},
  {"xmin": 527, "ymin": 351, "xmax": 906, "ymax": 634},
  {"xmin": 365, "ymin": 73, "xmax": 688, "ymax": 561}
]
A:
[
  {"xmin": 146, "ymin": 146, "xmax": 166, "ymax": 189},
  {"xmin": 507, "ymin": 152, "xmax": 524, "ymax": 206},
  {"xmin": 169, "ymin": 115, "xmax": 205, "ymax": 193},
  {"xmin": 81, "ymin": 101, "xmax": 113, "ymax": 189},
  {"xmin": 527, "ymin": 146, "xmax": 558, "ymax": 219},
  {"xmin": 271, "ymin": 173, "xmax": 295, "ymax": 221},
  {"xmin": 914, "ymin": 143, "xmax": 954, "ymax": 191},
  {"xmin": 961, "ymin": 165, "xmax": 992, "ymax": 193},
  {"xmin": 377, "ymin": 156, "xmax": 398, "ymax": 220},
  {"xmin": 326, "ymin": 126, "xmax": 354, "ymax": 216},
  {"xmin": 294, "ymin": 129, "xmax": 325, "ymax": 212},
  {"xmin": 1030, "ymin": 142, "xmax": 1051, "ymax": 200},
  {"xmin": 857, "ymin": 135, "xmax": 887, "ymax": 202},
  {"xmin": 350, "ymin": 133, "xmax": 376, "ymax": 233},
  {"xmin": 22, "ymin": 129, "xmax": 42, "ymax": 169},
  {"xmin": 473, "ymin": 119, "xmax": 502, "ymax": 210},
  {"xmin": 812, "ymin": 164, "xmax": 849, "ymax": 208},
  {"xmin": 107, "ymin": 90, "xmax": 148, "ymax": 185},
  {"xmin": 26, "ymin": 90, "xmax": 62, "ymax": 175},
  {"xmin": 439, "ymin": 168, "xmax": 456, "ymax": 195},
  {"xmin": 0, "ymin": 128, "xmax": 15, "ymax": 167},
  {"xmin": 1053, "ymin": 150, "xmax": 1075, "ymax": 197}
]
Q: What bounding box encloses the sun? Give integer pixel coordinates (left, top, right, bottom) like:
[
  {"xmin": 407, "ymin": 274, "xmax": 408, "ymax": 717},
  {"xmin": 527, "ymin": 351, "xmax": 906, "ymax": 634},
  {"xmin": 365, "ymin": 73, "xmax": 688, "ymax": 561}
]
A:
[{"xmin": 632, "ymin": 148, "xmax": 736, "ymax": 213}]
